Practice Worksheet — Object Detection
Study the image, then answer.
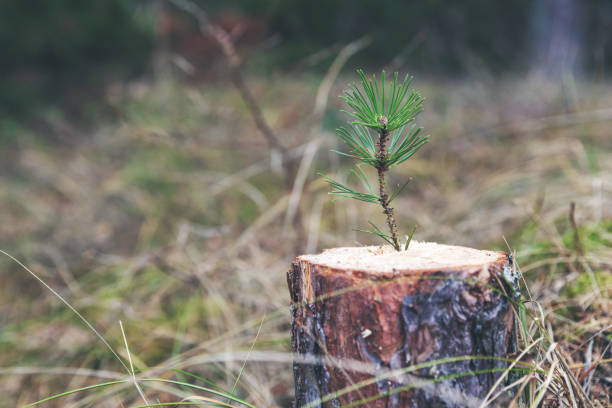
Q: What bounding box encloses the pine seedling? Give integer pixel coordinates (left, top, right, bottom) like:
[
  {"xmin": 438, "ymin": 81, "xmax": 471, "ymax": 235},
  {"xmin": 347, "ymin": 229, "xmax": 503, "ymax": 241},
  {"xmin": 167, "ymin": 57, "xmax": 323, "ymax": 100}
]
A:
[{"xmin": 322, "ymin": 70, "xmax": 429, "ymax": 251}]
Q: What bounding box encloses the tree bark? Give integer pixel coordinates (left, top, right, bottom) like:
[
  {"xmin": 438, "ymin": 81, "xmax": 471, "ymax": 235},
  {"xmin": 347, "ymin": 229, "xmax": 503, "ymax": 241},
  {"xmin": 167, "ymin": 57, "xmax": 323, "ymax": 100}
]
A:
[{"xmin": 287, "ymin": 244, "xmax": 519, "ymax": 407}]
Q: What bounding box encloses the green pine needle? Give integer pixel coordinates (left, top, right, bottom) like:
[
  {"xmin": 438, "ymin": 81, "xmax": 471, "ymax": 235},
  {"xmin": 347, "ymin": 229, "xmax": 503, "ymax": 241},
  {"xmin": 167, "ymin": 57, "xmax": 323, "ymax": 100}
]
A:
[
  {"xmin": 404, "ymin": 226, "xmax": 417, "ymax": 250},
  {"xmin": 388, "ymin": 178, "xmax": 412, "ymax": 203},
  {"xmin": 340, "ymin": 69, "xmax": 425, "ymax": 132},
  {"xmin": 333, "ymin": 126, "xmax": 378, "ymax": 166},
  {"xmin": 356, "ymin": 221, "xmax": 395, "ymax": 247},
  {"xmin": 321, "ymin": 69, "xmax": 429, "ymax": 249},
  {"xmin": 386, "ymin": 125, "xmax": 428, "ymax": 168},
  {"xmin": 319, "ymin": 173, "xmax": 380, "ymax": 204},
  {"xmin": 349, "ymin": 164, "xmax": 375, "ymax": 195}
]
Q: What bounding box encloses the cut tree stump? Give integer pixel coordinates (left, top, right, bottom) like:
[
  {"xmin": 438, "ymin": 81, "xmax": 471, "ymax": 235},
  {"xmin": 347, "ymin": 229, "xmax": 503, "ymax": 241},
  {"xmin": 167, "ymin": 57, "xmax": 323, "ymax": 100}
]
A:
[{"xmin": 287, "ymin": 242, "xmax": 519, "ymax": 408}]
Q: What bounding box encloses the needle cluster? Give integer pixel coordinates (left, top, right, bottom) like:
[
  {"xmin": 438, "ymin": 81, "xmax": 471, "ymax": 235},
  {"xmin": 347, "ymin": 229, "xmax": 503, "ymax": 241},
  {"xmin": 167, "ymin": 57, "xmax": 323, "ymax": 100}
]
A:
[{"xmin": 322, "ymin": 70, "xmax": 429, "ymax": 251}]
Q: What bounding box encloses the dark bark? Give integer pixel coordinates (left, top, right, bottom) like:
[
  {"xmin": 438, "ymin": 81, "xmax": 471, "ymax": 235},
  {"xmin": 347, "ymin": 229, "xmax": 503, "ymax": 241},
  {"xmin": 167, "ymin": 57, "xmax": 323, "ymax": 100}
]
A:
[{"xmin": 288, "ymin": 251, "xmax": 518, "ymax": 407}]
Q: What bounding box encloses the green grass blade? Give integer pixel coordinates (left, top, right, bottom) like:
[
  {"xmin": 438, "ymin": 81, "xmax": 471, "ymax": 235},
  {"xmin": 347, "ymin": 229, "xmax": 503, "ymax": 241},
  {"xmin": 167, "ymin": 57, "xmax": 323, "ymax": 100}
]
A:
[
  {"xmin": 23, "ymin": 380, "xmax": 127, "ymax": 407},
  {"xmin": 139, "ymin": 378, "xmax": 256, "ymax": 408},
  {"xmin": 229, "ymin": 315, "xmax": 265, "ymax": 402},
  {"xmin": 173, "ymin": 369, "xmax": 232, "ymax": 394},
  {"xmin": 131, "ymin": 402, "xmax": 233, "ymax": 408},
  {"xmin": 340, "ymin": 368, "xmax": 530, "ymax": 408},
  {"xmin": 301, "ymin": 353, "xmax": 540, "ymax": 408}
]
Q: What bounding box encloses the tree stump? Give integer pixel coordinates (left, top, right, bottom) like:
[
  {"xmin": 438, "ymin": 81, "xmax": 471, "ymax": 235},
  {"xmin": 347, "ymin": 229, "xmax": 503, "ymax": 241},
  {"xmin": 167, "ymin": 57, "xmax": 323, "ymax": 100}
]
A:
[{"xmin": 287, "ymin": 242, "xmax": 519, "ymax": 408}]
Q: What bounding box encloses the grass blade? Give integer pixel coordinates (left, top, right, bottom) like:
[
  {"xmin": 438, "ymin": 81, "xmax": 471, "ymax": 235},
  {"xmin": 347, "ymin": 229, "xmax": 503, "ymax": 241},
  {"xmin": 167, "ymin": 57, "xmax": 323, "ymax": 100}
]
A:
[
  {"xmin": 23, "ymin": 380, "xmax": 127, "ymax": 407},
  {"xmin": 229, "ymin": 315, "xmax": 266, "ymax": 403}
]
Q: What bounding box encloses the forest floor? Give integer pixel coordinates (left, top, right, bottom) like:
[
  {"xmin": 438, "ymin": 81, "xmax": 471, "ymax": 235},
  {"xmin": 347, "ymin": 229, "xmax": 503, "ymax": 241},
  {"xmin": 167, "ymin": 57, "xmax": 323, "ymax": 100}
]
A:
[{"xmin": 0, "ymin": 72, "xmax": 610, "ymax": 407}]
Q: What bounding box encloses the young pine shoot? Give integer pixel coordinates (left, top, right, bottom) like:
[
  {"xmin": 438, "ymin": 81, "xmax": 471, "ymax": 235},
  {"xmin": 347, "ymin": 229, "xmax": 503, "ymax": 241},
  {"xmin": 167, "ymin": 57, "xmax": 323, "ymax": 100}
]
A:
[{"xmin": 322, "ymin": 70, "xmax": 429, "ymax": 251}]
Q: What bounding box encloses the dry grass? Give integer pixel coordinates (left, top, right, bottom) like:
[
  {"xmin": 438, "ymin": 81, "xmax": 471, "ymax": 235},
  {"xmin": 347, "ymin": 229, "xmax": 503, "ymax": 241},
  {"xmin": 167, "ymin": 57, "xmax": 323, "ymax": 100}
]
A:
[{"xmin": 0, "ymin": 71, "xmax": 610, "ymax": 407}]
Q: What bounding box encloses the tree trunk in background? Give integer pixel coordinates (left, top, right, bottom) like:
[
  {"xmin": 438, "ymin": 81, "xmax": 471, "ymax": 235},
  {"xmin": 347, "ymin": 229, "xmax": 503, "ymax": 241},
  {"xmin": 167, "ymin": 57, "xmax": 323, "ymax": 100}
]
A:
[
  {"xmin": 531, "ymin": 0, "xmax": 583, "ymax": 77},
  {"xmin": 287, "ymin": 245, "xmax": 518, "ymax": 407}
]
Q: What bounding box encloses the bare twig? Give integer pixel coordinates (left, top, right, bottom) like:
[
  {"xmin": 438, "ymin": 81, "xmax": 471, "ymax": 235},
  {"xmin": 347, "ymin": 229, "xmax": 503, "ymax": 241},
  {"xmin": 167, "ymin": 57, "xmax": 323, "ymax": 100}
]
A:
[
  {"xmin": 474, "ymin": 107, "xmax": 612, "ymax": 138},
  {"xmin": 569, "ymin": 202, "xmax": 584, "ymax": 256},
  {"xmin": 312, "ymin": 36, "xmax": 371, "ymax": 118},
  {"xmin": 168, "ymin": 0, "xmax": 286, "ymax": 175},
  {"xmin": 169, "ymin": 0, "xmax": 370, "ymax": 254}
]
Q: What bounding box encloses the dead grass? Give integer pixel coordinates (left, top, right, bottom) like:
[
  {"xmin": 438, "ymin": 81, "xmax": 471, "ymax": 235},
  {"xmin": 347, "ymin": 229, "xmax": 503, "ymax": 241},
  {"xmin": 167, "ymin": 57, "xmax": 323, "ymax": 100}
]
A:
[{"xmin": 0, "ymin": 72, "xmax": 610, "ymax": 407}]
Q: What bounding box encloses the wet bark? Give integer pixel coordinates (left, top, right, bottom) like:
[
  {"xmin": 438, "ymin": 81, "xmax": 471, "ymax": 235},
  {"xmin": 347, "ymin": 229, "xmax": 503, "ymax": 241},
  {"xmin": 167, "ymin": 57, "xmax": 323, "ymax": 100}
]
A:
[{"xmin": 287, "ymin": 251, "xmax": 519, "ymax": 407}]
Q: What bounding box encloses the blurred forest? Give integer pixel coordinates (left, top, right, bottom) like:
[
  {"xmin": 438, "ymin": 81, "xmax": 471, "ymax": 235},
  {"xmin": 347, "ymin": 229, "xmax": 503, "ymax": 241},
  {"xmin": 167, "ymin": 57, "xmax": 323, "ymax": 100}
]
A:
[
  {"xmin": 2, "ymin": 0, "xmax": 612, "ymax": 120},
  {"xmin": 0, "ymin": 1, "xmax": 611, "ymax": 407}
]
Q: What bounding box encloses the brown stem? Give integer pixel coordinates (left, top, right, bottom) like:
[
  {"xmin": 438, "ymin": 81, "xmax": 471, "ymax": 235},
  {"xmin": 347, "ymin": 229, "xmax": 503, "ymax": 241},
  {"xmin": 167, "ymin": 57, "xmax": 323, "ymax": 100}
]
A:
[
  {"xmin": 569, "ymin": 201, "xmax": 584, "ymax": 256},
  {"xmin": 170, "ymin": 0, "xmax": 308, "ymax": 252},
  {"xmin": 376, "ymin": 125, "xmax": 400, "ymax": 251},
  {"xmin": 169, "ymin": 0, "xmax": 289, "ymax": 182}
]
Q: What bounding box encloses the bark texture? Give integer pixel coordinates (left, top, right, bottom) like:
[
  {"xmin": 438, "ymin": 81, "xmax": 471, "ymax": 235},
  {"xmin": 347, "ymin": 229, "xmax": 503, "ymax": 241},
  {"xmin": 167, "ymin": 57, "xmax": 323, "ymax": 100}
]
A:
[{"xmin": 287, "ymin": 250, "xmax": 518, "ymax": 408}]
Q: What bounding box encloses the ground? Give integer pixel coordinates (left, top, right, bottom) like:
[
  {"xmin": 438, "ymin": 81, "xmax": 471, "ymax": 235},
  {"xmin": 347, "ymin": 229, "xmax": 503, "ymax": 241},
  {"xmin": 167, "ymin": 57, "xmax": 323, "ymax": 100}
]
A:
[{"xmin": 0, "ymin": 72, "xmax": 610, "ymax": 407}]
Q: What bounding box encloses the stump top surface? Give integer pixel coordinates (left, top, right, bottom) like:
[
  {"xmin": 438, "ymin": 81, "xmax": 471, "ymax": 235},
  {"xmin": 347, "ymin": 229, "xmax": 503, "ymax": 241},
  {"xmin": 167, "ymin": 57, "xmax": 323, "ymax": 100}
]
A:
[{"xmin": 298, "ymin": 241, "xmax": 505, "ymax": 273}]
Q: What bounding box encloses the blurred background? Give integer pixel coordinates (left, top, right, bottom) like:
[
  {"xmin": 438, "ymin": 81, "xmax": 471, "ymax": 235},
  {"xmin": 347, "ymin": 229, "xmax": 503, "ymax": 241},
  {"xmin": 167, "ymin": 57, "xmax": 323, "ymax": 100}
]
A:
[{"xmin": 1, "ymin": 1, "xmax": 610, "ymax": 406}]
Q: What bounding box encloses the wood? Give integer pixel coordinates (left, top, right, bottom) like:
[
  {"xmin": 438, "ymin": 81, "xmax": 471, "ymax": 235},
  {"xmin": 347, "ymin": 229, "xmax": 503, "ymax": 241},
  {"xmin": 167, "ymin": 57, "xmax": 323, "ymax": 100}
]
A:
[{"xmin": 287, "ymin": 243, "xmax": 519, "ymax": 407}]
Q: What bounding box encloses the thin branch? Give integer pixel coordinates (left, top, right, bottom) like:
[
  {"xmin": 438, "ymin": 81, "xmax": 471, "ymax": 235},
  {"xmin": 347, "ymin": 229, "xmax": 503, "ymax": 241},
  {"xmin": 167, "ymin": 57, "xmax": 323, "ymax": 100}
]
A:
[
  {"xmin": 168, "ymin": 0, "xmax": 310, "ymax": 251},
  {"xmin": 168, "ymin": 0, "xmax": 285, "ymax": 169},
  {"xmin": 569, "ymin": 202, "xmax": 584, "ymax": 256}
]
